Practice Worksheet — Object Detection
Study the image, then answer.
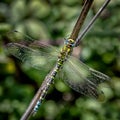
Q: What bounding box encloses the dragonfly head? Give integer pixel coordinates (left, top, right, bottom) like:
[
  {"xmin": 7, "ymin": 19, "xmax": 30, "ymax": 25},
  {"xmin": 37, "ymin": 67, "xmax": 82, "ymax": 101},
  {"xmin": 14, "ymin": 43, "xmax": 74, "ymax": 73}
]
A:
[{"xmin": 64, "ymin": 39, "xmax": 75, "ymax": 47}]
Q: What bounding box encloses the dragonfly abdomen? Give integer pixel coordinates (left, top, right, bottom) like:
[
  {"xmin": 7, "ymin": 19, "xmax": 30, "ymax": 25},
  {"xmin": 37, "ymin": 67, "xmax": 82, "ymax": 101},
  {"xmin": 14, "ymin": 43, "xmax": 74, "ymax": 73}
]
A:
[{"xmin": 33, "ymin": 63, "xmax": 62, "ymax": 114}]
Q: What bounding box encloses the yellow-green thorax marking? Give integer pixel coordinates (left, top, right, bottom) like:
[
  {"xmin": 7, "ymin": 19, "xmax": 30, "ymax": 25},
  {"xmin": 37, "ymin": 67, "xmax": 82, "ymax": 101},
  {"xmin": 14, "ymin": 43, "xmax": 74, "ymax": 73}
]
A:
[{"xmin": 58, "ymin": 39, "xmax": 75, "ymax": 64}]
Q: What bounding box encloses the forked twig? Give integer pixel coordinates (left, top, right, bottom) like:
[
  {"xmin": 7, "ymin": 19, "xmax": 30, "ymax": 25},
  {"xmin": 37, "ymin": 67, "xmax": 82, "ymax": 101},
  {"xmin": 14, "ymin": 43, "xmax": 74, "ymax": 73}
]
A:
[
  {"xmin": 20, "ymin": 0, "xmax": 111, "ymax": 120},
  {"xmin": 75, "ymin": 0, "xmax": 111, "ymax": 46}
]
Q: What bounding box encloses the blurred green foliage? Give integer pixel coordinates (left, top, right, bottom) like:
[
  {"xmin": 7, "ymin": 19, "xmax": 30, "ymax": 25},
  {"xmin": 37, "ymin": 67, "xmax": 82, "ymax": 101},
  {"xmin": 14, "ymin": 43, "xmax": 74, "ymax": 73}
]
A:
[{"xmin": 0, "ymin": 0, "xmax": 120, "ymax": 120}]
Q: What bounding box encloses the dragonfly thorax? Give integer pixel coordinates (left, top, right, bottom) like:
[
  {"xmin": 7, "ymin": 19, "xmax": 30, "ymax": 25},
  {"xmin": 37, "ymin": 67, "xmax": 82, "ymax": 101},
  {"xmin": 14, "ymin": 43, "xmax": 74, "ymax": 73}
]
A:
[{"xmin": 57, "ymin": 39, "xmax": 75, "ymax": 69}]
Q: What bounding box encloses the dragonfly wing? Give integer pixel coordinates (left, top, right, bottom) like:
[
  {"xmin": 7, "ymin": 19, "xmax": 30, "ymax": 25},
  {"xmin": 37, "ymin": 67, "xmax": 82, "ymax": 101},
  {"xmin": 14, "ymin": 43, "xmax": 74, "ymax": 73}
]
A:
[
  {"xmin": 6, "ymin": 43, "xmax": 57, "ymax": 71},
  {"xmin": 63, "ymin": 56, "xmax": 110, "ymax": 99}
]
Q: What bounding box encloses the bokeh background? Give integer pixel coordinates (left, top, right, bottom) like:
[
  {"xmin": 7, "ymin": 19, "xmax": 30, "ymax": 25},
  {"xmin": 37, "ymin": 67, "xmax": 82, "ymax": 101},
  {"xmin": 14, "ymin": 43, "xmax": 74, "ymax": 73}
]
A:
[{"xmin": 0, "ymin": 0, "xmax": 120, "ymax": 120}]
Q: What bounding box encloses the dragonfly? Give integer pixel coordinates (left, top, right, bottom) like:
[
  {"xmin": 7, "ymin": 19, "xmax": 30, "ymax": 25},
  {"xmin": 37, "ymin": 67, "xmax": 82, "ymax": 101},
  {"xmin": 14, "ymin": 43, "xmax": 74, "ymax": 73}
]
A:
[{"xmin": 6, "ymin": 0, "xmax": 111, "ymax": 119}]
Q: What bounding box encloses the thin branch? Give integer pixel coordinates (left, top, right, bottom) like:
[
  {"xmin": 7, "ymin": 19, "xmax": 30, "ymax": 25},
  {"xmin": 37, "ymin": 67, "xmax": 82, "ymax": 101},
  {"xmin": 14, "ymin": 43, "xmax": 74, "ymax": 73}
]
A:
[
  {"xmin": 20, "ymin": 2, "xmax": 93, "ymax": 119},
  {"xmin": 20, "ymin": 74, "xmax": 51, "ymax": 120},
  {"xmin": 20, "ymin": 0, "xmax": 111, "ymax": 120}
]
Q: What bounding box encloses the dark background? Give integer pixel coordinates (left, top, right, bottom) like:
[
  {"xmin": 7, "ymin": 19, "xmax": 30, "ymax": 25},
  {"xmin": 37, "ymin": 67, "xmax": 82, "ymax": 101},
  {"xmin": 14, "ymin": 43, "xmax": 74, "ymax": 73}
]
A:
[{"xmin": 0, "ymin": 0, "xmax": 120, "ymax": 120}]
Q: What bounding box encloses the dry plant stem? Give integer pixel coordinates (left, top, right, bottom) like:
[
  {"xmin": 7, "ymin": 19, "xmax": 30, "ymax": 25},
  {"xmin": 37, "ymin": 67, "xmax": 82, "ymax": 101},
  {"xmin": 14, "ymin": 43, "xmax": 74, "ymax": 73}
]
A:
[
  {"xmin": 70, "ymin": 0, "xmax": 94, "ymax": 40},
  {"xmin": 20, "ymin": 1, "xmax": 94, "ymax": 120},
  {"xmin": 20, "ymin": 0, "xmax": 111, "ymax": 119},
  {"xmin": 20, "ymin": 74, "xmax": 52, "ymax": 120}
]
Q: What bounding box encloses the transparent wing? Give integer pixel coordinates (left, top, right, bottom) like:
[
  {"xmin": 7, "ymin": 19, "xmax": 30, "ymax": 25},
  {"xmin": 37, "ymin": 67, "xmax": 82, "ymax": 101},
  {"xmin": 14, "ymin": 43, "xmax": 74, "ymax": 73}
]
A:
[
  {"xmin": 6, "ymin": 42, "xmax": 58, "ymax": 71},
  {"xmin": 63, "ymin": 56, "xmax": 110, "ymax": 100}
]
